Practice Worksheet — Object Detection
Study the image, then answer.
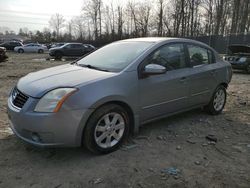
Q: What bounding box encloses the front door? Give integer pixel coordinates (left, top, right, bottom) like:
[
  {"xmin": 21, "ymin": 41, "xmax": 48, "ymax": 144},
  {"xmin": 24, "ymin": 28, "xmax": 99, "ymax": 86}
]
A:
[
  {"xmin": 64, "ymin": 44, "xmax": 75, "ymax": 56},
  {"xmin": 138, "ymin": 43, "xmax": 190, "ymax": 122}
]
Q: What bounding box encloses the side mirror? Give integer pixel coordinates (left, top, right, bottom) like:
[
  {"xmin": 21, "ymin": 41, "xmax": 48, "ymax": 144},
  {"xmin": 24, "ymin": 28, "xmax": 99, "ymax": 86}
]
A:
[{"xmin": 142, "ymin": 64, "xmax": 166, "ymax": 75}]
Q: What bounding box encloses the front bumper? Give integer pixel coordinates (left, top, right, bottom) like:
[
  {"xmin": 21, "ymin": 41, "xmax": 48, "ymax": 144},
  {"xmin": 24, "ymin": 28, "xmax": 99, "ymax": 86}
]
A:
[{"xmin": 7, "ymin": 96, "xmax": 93, "ymax": 147}]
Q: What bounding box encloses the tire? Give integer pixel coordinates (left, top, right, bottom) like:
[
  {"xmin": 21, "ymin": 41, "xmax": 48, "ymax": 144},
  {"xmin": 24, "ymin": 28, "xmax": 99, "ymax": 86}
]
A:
[
  {"xmin": 83, "ymin": 104, "xmax": 130, "ymax": 154},
  {"xmin": 38, "ymin": 49, "xmax": 44, "ymax": 53},
  {"xmin": 18, "ymin": 49, "xmax": 24, "ymax": 53},
  {"xmin": 205, "ymin": 85, "xmax": 227, "ymax": 115},
  {"xmin": 54, "ymin": 52, "xmax": 62, "ymax": 60}
]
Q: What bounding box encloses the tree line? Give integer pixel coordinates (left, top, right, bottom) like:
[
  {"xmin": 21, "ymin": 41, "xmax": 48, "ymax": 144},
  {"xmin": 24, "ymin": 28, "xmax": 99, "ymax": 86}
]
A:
[{"xmin": 5, "ymin": 0, "xmax": 250, "ymax": 45}]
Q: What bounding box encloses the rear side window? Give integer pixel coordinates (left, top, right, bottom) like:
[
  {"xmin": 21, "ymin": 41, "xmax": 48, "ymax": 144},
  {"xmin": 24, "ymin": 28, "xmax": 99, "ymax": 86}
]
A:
[
  {"xmin": 71, "ymin": 44, "xmax": 83, "ymax": 48},
  {"xmin": 187, "ymin": 45, "xmax": 214, "ymax": 66},
  {"xmin": 145, "ymin": 43, "xmax": 187, "ymax": 70}
]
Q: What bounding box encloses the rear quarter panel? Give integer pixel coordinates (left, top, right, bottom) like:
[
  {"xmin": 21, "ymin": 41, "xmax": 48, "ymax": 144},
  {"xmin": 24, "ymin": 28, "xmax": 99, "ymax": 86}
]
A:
[{"xmin": 212, "ymin": 60, "xmax": 232, "ymax": 92}]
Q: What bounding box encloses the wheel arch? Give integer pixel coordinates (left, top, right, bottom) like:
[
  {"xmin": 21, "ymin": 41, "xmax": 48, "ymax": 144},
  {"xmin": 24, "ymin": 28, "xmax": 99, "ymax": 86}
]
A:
[
  {"xmin": 38, "ymin": 48, "xmax": 44, "ymax": 53},
  {"xmin": 79, "ymin": 100, "xmax": 137, "ymax": 146},
  {"xmin": 219, "ymin": 82, "xmax": 228, "ymax": 89}
]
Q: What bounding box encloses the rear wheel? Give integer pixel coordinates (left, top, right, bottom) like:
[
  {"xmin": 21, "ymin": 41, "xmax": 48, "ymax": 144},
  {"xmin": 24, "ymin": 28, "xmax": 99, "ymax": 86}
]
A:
[
  {"xmin": 18, "ymin": 49, "xmax": 24, "ymax": 53},
  {"xmin": 205, "ymin": 85, "xmax": 227, "ymax": 115},
  {"xmin": 38, "ymin": 49, "xmax": 44, "ymax": 53},
  {"xmin": 83, "ymin": 104, "xmax": 129, "ymax": 154}
]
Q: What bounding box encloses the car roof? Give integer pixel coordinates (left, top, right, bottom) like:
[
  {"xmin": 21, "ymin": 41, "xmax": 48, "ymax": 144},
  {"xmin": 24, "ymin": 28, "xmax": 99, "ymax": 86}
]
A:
[
  {"xmin": 120, "ymin": 37, "xmax": 209, "ymax": 46},
  {"xmin": 119, "ymin": 37, "xmax": 215, "ymax": 51},
  {"xmin": 120, "ymin": 37, "xmax": 179, "ymax": 43},
  {"xmin": 120, "ymin": 37, "xmax": 206, "ymax": 43},
  {"xmin": 65, "ymin": 43, "xmax": 82, "ymax": 45}
]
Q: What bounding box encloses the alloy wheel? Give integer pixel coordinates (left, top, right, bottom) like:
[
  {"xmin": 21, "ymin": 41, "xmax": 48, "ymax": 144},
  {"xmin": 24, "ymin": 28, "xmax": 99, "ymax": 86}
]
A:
[
  {"xmin": 94, "ymin": 112, "xmax": 125, "ymax": 149},
  {"xmin": 213, "ymin": 89, "xmax": 225, "ymax": 111}
]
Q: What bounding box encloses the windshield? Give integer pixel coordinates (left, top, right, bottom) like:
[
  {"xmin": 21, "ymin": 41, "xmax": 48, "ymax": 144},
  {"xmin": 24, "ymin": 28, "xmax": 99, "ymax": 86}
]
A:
[{"xmin": 76, "ymin": 41, "xmax": 153, "ymax": 72}]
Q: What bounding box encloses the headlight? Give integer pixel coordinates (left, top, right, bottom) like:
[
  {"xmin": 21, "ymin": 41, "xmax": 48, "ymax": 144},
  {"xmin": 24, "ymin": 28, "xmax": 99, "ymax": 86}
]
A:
[
  {"xmin": 239, "ymin": 57, "xmax": 247, "ymax": 62},
  {"xmin": 34, "ymin": 88, "xmax": 77, "ymax": 112}
]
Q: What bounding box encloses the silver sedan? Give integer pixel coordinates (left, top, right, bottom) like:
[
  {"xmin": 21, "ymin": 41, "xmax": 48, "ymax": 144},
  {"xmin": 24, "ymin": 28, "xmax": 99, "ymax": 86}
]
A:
[
  {"xmin": 7, "ymin": 37, "xmax": 232, "ymax": 153},
  {"xmin": 14, "ymin": 43, "xmax": 47, "ymax": 53}
]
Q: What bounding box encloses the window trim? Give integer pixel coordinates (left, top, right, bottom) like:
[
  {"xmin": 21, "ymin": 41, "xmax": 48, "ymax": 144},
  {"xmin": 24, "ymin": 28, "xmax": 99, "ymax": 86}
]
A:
[
  {"xmin": 185, "ymin": 42, "xmax": 215, "ymax": 67},
  {"xmin": 138, "ymin": 42, "xmax": 190, "ymax": 79}
]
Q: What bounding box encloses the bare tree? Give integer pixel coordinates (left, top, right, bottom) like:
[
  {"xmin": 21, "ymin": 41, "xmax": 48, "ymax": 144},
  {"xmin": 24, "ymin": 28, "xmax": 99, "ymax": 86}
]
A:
[
  {"xmin": 83, "ymin": 0, "xmax": 102, "ymax": 39},
  {"xmin": 66, "ymin": 20, "xmax": 74, "ymax": 41},
  {"xmin": 239, "ymin": 0, "xmax": 250, "ymax": 33},
  {"xmin": 72, "ymin": 16, "xmax": 85, "ymax": 41},
  {"xmin": 117, "ymin": 5, "xmax": 124, "ymax": 39},
  {"xmin": 157, "ymin": 0, "xmax": 164, "ymax": 36},
  {"xmin": 202, "ymin": 0, "xmax": 214, "ymax": 35},
  {"xmin": 49, "ymin": 13, "xmax": 65, "ymax": 39}
]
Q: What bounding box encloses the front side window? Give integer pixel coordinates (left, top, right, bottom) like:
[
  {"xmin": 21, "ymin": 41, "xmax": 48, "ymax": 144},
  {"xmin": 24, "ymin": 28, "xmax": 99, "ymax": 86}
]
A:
[
  {"xmin": 187, "ymin": 45, "xmax": 213, "ymax": 66},
  {"xmin": 144, "ymin": 43, "xmax": 187, "ymax": 70},
  {"xmin": 64, "ymin": 44, "xmax": 72, "ymax": 48}
]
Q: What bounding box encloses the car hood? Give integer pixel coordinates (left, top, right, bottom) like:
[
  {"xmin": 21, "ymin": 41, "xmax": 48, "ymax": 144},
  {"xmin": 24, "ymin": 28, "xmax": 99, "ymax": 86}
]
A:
[
  {"xmin": 17, "ymin": 64, "xmax": 116, "ymax": 98},
  {"xmin": 228, "ymin": 45, "xmax": 250, "ymax": 54}
]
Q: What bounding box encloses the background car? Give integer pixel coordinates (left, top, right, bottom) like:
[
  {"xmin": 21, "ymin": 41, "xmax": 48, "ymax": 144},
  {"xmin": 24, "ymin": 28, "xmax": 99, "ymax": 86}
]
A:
[
  {"xmin": 49, "ymin": 43, "xmax": 96, "ymax": 59},
  {"xmin": 224, "ymin": 45, "xmax": 250, "ymax": 73},
  {"xmin": 0, "ymin": 41, "xmax": 23, "ymax": 50},
  {"xmin": 0, "ymin": 47, "xmax": 8, "ymax": 62},
  {"xmin": 14, "ymin": 43, "xmax": 47, "ymax": 53}
]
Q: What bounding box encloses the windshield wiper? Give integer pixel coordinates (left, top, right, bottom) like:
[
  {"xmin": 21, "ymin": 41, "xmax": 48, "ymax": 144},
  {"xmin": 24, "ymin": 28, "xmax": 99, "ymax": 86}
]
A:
[{"xmin": 78, "ymin": 64, "xmax": 110, "ymax": 72}]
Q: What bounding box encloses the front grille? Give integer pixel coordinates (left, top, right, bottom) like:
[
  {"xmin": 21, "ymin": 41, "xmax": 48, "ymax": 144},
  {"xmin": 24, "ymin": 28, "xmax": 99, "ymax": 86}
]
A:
[{"xmin": 11, "ymin": 87, "xmax": 29, "ymax": 109}]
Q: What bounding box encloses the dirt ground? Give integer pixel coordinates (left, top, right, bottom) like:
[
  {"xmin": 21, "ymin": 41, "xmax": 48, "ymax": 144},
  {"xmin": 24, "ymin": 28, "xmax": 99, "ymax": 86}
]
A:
[{"xmin": 0, "ymin": 52, "xmax": 249, "ymax": 188}]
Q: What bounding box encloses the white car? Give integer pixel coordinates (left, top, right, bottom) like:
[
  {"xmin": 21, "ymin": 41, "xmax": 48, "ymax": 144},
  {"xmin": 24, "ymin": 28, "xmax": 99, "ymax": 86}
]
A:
[{"xmin": 14, "ymin": 43, "xmax": 47, "ymax": 53}]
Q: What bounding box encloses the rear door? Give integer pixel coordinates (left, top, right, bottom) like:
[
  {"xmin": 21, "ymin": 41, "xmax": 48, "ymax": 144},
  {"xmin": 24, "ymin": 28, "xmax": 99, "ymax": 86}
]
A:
[
  {"xmin": 186, "ymin": 44, "xmax": 217, "ymax": 106},
  {"xmin": 73, "ymin": 44, "xmax": 85, "ymax": 56},
  {"xmin": 64, "ymin": 44, "xmax": 83, "ymax": 56},
  {"xmin": 138, "ymin": 43, "xmax": 190, "ymax": 122},
  {"xmin": 32, "ymin": 44, "xmax": 40, "ymax": 52}
]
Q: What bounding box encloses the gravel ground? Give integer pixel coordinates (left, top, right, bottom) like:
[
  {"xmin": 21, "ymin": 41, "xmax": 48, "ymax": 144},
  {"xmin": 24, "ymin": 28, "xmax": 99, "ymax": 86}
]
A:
[{"xmin": 0, "ymin": 51, "xmax": 249, "ymax": 188}]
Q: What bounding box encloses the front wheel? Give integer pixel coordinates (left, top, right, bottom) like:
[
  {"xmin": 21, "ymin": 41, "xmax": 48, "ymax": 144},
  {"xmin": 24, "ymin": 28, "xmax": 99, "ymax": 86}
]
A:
[
  {"xmin": 18, "ymin": 49, "xmax": 24, "ymax": 53},
  {"xmin": 205, "ymin": 85, "xmax": 227, "ymax": 115},
  {"xmin": 83, "ymin": 104, "xmax": 129, "ymax": 154}
]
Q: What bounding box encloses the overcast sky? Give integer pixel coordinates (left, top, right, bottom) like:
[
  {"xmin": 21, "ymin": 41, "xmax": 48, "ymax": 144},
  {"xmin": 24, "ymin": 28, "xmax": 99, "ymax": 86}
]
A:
[
  {"xmin": 0, "ymin": 0, "xmax": 149, "ymax": 33},
  {"xmin": 0, "ymin": 0, "xmax": 84, "ymax": 33}
]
